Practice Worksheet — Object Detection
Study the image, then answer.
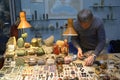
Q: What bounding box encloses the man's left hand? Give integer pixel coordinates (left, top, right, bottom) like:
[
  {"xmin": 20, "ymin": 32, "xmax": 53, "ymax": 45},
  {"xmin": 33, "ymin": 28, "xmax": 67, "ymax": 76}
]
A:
[{"xmin": 84, "ymin": 55, "xmax": 96, "ymax": 66}]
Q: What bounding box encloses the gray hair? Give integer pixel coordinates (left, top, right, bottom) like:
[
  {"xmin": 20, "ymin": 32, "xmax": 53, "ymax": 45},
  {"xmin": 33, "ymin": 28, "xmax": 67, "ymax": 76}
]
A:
[{"xmin": 77, "ymin": 9, "xmax": 93, "ymax": 22}]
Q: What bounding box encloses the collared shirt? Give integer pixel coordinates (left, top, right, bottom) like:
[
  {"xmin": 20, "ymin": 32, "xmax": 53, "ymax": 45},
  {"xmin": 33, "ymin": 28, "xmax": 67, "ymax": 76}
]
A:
[{"xmin": 71, "ymin": 17, "xmax": 106, "ymax": 56}]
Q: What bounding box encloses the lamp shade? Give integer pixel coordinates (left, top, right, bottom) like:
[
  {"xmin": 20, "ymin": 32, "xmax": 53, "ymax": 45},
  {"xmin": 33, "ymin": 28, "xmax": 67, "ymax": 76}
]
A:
[
  {"xmin": 63, "ymin": 18, "xmax": 78, "ymax": 36},
  {"xmin": 18, "ymin": 11, "xmax": 31, "ymax": 29}
]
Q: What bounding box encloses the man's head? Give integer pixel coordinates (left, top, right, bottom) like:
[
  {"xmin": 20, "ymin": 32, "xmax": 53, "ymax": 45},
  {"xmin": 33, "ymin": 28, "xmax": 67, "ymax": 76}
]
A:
[{"xmin": 77, "ymin": 9, "xmax": 93, "ymax": 29}]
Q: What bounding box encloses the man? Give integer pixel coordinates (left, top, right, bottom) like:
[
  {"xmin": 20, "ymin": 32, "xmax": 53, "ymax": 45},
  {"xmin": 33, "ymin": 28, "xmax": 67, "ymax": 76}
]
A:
[{"xmin": 71, "ymin": 9, "xmax": 106, "ymax": 66}]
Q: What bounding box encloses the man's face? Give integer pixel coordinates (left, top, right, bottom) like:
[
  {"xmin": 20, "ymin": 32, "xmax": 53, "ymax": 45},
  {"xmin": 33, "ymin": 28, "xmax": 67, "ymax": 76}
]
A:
[{"xmin": 80, "ymin": 20, "xmax": 92, "ymax": 29}]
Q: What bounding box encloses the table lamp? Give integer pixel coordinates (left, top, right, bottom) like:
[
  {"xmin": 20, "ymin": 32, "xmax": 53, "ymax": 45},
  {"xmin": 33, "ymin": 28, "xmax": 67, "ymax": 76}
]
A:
[
  {"xmin": 18, "ymin": 11, "xmax": 31, "ymax": 34},
  {"xmin": 62, "ymin": 18, "xmax": 78, "ymax": 56},
  {"xmin": 17, "ymin": 11, "xmax": 31, "ymax": 41},
  {"xmin": 63, "ymin": 18, "xmax": 78, "ymax": 36}
]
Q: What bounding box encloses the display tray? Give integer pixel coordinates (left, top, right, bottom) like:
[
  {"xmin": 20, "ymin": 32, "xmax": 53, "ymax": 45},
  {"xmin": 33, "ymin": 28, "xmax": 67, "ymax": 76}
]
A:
[
  {"xmin": 0, "ymin": 61, "xmax": 120, "ymax": 80},
  {"xmin": 1, "ymin": 53, "xmax": 120, "ymax": 80},
  {"xmin": 0, "ymin": 63, "xmax": 97, "ymax": 80}
]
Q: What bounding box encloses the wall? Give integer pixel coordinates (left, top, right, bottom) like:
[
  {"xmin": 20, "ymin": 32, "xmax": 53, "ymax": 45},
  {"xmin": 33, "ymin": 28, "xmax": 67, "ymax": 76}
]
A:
[{"xmin": 20, "ymin": 0, "xmax": 120, "ymax": 43}]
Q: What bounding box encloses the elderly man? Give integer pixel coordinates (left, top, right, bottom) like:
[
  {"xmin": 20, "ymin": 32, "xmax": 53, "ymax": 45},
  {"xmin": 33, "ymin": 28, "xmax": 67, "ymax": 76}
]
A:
[{"xmin": 71, "ymin": 9, "xmax": 106, "ymax": 66}]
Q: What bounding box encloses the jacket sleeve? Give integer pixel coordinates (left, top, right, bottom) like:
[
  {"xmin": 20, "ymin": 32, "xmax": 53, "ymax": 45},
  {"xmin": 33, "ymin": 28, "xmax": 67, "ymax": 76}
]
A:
[
  {"xmin": 71, "ymin": 35, "xmax": 80, "ymax": 49},
  {"xmin": 94, "ymin": 23, "xmax": 106, "ymax": 56},
  {"xmin": 71, "ymin": 21, "xmax": 81, "ymax": 49}
]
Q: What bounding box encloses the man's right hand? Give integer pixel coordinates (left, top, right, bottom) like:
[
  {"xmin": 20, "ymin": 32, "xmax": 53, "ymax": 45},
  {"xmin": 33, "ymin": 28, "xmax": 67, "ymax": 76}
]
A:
[{"xmin": 77, "ymin": 48, "xmax": 83, "ymax": 59}]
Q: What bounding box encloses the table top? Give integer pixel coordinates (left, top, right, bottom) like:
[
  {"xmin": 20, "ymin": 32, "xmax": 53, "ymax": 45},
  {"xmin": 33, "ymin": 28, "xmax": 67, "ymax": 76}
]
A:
[{"xmin": 0, "ymin": 53, "xmax": 120, "ymax": 80}]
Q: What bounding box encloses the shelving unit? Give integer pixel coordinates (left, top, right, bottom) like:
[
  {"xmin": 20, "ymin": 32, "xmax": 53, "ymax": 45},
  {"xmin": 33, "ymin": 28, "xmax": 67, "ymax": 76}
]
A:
[
  {"xmin": 90, "ymin": 5, "xmax": 120, "ymax": 8},
  {"xmin": 90, "ymin": 4, "xmax": 120, "ymax": 22},
  {"xmin": 102, "ymin": 18, "xmax": 117, "ymax": 21}
]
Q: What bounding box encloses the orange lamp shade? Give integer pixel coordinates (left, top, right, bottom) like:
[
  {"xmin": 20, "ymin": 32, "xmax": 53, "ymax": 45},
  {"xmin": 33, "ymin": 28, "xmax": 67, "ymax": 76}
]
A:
[
  {"xmin": 63, "ymin": 18, "xmax": 78, "ymax": 36},
  {"xmin": 18, "ymin": 11, "xmax": 31, "ymax": 29}
]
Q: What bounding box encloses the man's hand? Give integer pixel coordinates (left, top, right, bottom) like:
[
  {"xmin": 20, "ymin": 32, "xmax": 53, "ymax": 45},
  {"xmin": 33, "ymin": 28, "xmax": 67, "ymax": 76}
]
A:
[
  {"xmin": 84, "ymin": 54, "xmax": 96, "ymax": 66},
  {"xmin": 77, "ymin": 48, "xmax": 83, "ymax": 59}
]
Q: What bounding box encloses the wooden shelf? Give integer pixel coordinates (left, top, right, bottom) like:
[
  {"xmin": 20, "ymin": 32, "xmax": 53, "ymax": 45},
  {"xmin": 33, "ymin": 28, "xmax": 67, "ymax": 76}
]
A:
[
  {"xmin": 102, "ymin": 18, "xmax": 117, "ymax": 20},
  {"xmin": 29, "ymin": 19, "xmax": 49, "ymax": 22},
  {"xmin": 90, "ymin": 5, "xmax": 120, "ymax": 8}
]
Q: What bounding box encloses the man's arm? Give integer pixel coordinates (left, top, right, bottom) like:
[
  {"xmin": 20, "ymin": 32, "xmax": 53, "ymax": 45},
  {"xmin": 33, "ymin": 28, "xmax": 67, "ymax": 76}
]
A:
[
  {"xmin": 84, "ymin": 24, "xmax": 106, "ymax": 66},
  {"xmin": 71, "ymin": 36, "xmax": 84, "ymax": 59},
  {"xmin": 94, "ymin": 23, "xmax": 106, "ymax": 56},
  {"xmin": 71, "ymin": 36, "xmax": 80, "ymax": 49}
]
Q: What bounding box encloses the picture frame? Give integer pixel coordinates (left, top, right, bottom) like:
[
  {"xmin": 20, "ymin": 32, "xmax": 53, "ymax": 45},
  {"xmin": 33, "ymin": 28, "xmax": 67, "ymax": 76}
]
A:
[{"xmin": 45, "ymin": 0, "xmax": 83, "ymax": 19}]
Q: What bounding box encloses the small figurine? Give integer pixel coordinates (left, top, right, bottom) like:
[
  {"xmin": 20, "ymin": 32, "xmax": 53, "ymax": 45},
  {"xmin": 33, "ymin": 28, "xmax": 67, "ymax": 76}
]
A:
[
  {"xmin": 53, "ymin": 44, "xmax": 60, "ymax": 55},
  {"xmin": 61, "ymin": 39, "xmax": 69, "ymax": 56},
  {"xmin": 54, "ymin": 39, "xmax": 69, "ymax": 56}
]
